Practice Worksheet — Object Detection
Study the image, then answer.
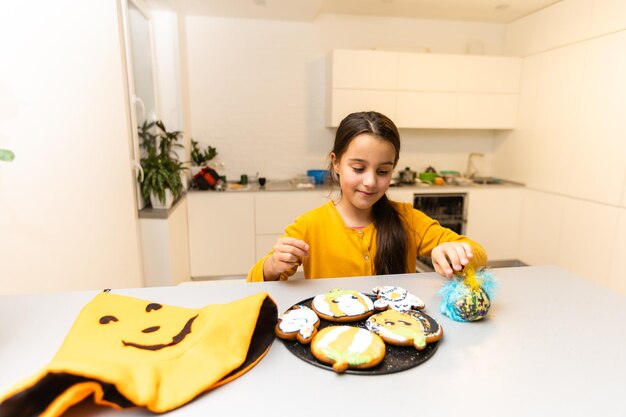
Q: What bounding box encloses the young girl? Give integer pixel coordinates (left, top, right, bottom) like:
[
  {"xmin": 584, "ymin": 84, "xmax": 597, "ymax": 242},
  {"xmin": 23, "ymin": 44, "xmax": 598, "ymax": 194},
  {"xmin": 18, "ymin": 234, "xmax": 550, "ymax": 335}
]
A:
[{"xmin": 247, "ymin": 111, "xmax": 487, "ymax": 282}]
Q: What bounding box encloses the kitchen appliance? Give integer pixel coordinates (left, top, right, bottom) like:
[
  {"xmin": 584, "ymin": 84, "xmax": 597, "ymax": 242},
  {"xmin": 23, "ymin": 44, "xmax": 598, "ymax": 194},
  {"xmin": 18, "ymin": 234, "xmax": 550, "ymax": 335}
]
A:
[
  {"xmin": 399, "ymin": 167, "xmax": 416, "ymax": 184},
  {"xmin": 413, "ymin": 193, "xmax": 467, "ymax": 272},
  {"xmin": 414, "ymin": 193, "xmax": 467, "ymax": 234}
]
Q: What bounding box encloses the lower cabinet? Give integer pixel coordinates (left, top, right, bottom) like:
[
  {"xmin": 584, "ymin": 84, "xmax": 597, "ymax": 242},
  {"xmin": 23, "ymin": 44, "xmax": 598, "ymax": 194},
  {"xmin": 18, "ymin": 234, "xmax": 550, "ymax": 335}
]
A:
[
  {"xmin": 187, "ymin": 192, "xmax": 256, "ymax": 278},
  {"xmin": 254, "ymin": 191, "xmax": 331, "ymax": 260},
  {"xmin": 465, "ymin": 188, "xmax": 523, "ymax": 261},
  {"xmin": 187, "ymin": 190, "xmax": 329, "ymax": 279},
  {"xmin": 186, "ymin": 187, "xmax": 524, "ymax": 279},
  {"xmin": 139, "ymin": 196, "xmax": 191, "ymax": 286}
]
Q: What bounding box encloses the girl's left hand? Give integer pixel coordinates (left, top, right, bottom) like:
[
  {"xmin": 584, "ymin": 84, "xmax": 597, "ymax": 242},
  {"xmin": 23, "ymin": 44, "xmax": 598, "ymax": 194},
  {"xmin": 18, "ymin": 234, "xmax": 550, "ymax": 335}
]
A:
[{"xmin": 431, "ymin": 242, "xmax": 473, "ymax": 279}]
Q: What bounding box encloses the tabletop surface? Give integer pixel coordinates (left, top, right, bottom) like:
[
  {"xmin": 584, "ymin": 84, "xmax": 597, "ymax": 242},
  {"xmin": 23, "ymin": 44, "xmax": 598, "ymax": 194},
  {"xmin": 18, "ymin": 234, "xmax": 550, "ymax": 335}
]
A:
[{"xmin": 1, "ymin": 266, "xmax": 625, "ymax": 416}]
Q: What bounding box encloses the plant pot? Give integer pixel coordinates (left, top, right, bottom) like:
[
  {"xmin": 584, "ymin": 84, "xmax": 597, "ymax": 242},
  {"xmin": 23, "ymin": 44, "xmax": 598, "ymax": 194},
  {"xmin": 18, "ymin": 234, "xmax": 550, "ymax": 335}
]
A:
[{"xmin": 150, "ymin": 189, "xmax": 174, "ymax": 209}]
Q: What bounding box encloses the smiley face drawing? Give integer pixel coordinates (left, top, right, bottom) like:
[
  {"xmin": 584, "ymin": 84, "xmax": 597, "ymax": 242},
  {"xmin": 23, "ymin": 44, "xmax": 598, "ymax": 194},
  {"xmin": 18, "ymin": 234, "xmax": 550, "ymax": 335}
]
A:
[
  {"xmin": 0, "ymin": 291, "xmax": 277, "ymax": 416},
  {"xmin": 97, "ymin": 301, "xmax": 199, "ymax": 351}
]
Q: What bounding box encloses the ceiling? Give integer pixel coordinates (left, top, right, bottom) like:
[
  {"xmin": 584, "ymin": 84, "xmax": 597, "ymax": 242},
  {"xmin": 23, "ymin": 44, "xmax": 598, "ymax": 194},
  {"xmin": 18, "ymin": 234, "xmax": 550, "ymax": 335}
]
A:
[{"xmin": 170, "ymin": 0, "xmax": 562, "ymax": 23}]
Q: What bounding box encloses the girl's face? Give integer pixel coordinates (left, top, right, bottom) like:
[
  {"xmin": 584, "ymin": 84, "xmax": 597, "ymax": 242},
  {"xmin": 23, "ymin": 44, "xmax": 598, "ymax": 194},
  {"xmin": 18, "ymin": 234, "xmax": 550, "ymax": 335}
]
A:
[{"xmin": 331, "ymin": 133, "xmax": 396, "ymax": 213}]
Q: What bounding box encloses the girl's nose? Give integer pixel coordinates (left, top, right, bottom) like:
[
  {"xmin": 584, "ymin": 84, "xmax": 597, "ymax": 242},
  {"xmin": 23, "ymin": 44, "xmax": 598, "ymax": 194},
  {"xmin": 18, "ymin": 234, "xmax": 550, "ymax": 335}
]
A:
[{"xmin": 362, "ymin": 170, "xmax": 376, "ymax": 186}]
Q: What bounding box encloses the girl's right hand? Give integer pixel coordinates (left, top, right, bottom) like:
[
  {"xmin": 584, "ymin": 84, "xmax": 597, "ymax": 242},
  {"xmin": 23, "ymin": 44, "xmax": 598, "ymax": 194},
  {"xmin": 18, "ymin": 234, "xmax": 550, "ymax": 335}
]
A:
[{"xmin": 263, "ymin": 237, "xmax": 310, "ymax": 280}]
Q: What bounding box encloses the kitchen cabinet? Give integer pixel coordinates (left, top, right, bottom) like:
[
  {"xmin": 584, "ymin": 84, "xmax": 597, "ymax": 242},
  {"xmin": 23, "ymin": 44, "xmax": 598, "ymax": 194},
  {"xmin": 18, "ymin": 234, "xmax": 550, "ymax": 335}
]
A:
[
  {"xmin": 187, "ymin": 192, "xmax": 256, "ymax": 278},
  {"xmin": 331, "ymin": 49, "xmax": 398, "ymax": 90},
  {"xmin": 465, "ymin": 188, "xmax": 523, "ymax": 260},
  {"xmin": 330, "ymin": 89, "xmax": 397, "ymax": 127},
  {"xmin": 187, "ymin": 186, "xmax": 524, "ymax": 278},
  {"xmin": 254, "ymin": 191, "xmax": 331, "ymax": 259},
  {"xmin": 187, "ymin": 190, "xmax": 329, "ymax": 278},
  {"xmin": 327, "ymin": 49, "xmax": 521, "ymax": 129},
  {"xmin": 139, "ymin": 196, "xmax": 191, "ymax": 287}
]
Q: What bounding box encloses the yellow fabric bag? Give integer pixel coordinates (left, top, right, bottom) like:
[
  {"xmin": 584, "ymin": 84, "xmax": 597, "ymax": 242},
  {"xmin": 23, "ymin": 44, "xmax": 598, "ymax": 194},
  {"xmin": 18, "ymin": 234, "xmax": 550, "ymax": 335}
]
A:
[{"xmin": 0, "ymin": 291, "xmax": 277, "ymax": 416}]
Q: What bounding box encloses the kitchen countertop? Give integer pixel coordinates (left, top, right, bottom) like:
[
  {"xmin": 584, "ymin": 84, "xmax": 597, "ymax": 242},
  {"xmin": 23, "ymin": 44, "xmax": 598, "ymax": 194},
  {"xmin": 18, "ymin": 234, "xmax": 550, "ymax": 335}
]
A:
[
  {"xmin": 188, "ymin": 178, "xmax": 525, "ymax": 193},
  {"xmin": 1, "ymin": 266, "xmax": 624, "ymax": 416}
]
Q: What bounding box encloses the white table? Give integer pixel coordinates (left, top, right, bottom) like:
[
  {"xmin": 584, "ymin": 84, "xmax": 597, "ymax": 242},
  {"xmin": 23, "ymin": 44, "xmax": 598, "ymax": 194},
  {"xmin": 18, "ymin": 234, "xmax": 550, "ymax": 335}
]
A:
[{"xmin": 1, "ymin": 266, "xmax": 625, "ymax": 416}]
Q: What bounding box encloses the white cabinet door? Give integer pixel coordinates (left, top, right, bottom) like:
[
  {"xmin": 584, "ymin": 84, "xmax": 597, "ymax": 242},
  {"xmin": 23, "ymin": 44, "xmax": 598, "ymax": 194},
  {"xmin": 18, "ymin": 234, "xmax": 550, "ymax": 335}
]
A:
[
  {"xmin": 328, "ymin": 49, "xmax": 521, "ymax": 129},
  {"xmin": 457, "ymin": 56, "xmax": 522, "ymax": 93},
  {"xmin": 465, "ymin": 188, "xmax": 523, "ymax": 260},
  {"xmin": 329, "ymin": 89, "xmax": 397, "ymax": 127},
  {"xmin": 397, "ymin": 52, "xmax": 458, "ymax": 91},
  {"xmin": 254, "ymin": 191, "xmax": 330, "ymax": 259},
  {"xmin": 255, "ymin": 191, "xmax": 329, "ymax": 234},
  {"xmin": 396, "ymin": 92, "xmax": 457, "ymax": 128},
  {"xmin": 187, "ymin": 193, "xmax": 255, "ymax": 278},
  {"xmin": 386, "ymin": 189, "xmax": 416, "ymax": 203},
  {"xmin": 331, "ymin": 49, "xmax": 397, "ymax": 90},
  {"xmin": 140, "ymin": 197, "xmax": 191, "ymax": 287},
  {"xmin": 456, "ymin": 94, "xmax": 518, "ymax": 129}
]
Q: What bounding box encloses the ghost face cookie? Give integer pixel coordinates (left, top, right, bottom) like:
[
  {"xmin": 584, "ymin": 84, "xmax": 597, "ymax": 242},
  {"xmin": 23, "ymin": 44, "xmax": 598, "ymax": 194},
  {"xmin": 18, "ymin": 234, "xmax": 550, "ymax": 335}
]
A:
[
  {"xmin": 275, "ymin": 305, "xmax": 320, "ymax": 344},
  {"xmin": 366, "ymin": 309, "xmax": 443, "ymax": 350},
  {"xmin": 310, "ymin": 326, "xmax": 386, "ymax": 373},
  {"xmin": 372, "ymin": 286, "xmax": 425, "ymax": 311},
  {"xmin": 311, "ymin": 289, "xmax": 374, "ymax": 322}
]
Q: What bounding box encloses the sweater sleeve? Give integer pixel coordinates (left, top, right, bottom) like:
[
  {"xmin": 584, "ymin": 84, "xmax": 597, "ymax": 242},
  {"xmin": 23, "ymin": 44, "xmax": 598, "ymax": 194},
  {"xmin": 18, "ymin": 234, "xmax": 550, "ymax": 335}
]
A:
[{"xmin": 403, "ymin": 203, "xmax": 488, "ymax": 270}]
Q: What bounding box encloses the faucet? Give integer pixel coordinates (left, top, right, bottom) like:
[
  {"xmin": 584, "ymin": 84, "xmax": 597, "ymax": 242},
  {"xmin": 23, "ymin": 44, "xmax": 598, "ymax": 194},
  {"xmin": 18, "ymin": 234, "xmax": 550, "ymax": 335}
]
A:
[{"xmin": 465, "ymin": 152, "xmax": 484, "ymax": 178}]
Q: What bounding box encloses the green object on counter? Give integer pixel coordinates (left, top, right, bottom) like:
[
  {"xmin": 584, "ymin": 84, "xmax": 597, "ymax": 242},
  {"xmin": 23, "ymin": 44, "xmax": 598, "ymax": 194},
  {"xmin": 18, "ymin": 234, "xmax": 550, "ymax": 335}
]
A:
[
  {"xmin": 419, "ymin": 172, "xmax": 437, "ymax": 183},
  {"xmin": 0, "ymin": 149, "xmax": 15, "ymax": 162}
]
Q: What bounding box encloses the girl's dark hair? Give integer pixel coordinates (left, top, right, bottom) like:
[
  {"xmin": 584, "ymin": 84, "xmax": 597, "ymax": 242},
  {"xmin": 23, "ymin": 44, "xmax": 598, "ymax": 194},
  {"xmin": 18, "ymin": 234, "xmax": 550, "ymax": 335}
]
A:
[{"xmin": 328, "ymin": 111, "xmax": 407, "ymax": 275}]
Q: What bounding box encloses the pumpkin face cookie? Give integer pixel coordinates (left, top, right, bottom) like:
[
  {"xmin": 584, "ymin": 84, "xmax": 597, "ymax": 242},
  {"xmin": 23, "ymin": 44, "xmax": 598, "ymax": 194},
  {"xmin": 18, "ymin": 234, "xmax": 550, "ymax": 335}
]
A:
[
  {"xmin": 366, "ymin": 309, "xmax": 443, "ymax": 350},
  {"xmin": 275, "ymin": 305, "xmax": 320, "ymax": 344},
  {"xmin": 311, "ymin": 289, "xmax": 374, "ymax": 322},
  {"xmin": 310, "ymin": 326, "xmax": 386, "ymax": 373},
  {"xmin": 372, "ymin": 285, "xmax": 425, "ymax": 311}
]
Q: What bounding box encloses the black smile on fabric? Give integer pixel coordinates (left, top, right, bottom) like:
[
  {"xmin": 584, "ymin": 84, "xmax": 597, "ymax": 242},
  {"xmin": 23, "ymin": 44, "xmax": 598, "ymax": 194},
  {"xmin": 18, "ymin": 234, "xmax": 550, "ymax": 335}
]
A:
[{"xmin": 122, "ymin": 315, "xmax": 198, "ymax": 351}]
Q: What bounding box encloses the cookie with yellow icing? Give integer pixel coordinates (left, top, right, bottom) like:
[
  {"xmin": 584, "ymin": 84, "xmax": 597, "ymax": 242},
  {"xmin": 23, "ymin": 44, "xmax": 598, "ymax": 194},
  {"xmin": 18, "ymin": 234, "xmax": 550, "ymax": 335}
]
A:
[
  {"xmin": 275, "ymin": 305, "xmax": 320, "ymax": 344},
  {"xmin": 366, "ymin": 309, "xmax": 443, "ymax": 350},
  {"xmin": 310, "ymin": 326, "xmax": 386, "ymax": 373},
  {"xmin": 311, "ymin": 289, "xmax": 374, "ymax": 322}
]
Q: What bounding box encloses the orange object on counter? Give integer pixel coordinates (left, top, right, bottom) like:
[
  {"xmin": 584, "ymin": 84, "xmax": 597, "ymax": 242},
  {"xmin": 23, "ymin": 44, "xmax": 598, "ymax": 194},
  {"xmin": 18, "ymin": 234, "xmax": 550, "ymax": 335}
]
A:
[{"xmin": 434, "ymin": 177, "xmax": 445, "ymax": 186}]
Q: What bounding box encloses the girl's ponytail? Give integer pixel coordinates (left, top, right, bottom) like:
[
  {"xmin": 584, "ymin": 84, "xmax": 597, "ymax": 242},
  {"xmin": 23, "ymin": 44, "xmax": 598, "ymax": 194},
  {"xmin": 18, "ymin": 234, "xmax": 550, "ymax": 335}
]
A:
[{"xmin": 372, "ymin": 195, "xmax": 407, "ymax": 275}]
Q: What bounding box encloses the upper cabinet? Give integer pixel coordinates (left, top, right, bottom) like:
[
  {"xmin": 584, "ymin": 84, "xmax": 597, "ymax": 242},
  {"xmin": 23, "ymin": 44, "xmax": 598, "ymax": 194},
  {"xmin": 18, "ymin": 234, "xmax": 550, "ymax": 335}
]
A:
[{"xmin": 327, "ymin": 49, "xmax": 522, "ymax": 129}]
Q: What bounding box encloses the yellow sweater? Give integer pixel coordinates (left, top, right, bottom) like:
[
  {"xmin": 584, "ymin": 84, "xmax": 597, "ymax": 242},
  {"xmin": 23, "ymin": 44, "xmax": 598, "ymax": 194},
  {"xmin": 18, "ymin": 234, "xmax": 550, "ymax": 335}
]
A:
[{"xmin": 247, "ymin": 200, "xmax": 487, "ymax": 282}]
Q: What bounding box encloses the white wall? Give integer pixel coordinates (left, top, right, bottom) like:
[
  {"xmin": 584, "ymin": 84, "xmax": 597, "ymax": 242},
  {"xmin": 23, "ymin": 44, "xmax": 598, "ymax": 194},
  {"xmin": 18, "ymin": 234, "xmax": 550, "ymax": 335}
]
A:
[
  {"xmin": 182, "ymin": 14, "xmax": 506, "ymax": 181},
  {"xmin": 494, "ymin": 0, "xmax": 626, "ymax": 294},
  {"xmin": 0, "ymin": 1, "xmax": 143, "ymax": 295}
]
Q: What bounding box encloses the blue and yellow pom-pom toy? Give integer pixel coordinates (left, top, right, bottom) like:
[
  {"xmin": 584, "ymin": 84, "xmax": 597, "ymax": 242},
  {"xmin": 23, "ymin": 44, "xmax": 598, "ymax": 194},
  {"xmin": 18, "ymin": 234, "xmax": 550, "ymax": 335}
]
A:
[{"xmin": 439, "ymin": 268, "xmax": 496, "ymax": 322}]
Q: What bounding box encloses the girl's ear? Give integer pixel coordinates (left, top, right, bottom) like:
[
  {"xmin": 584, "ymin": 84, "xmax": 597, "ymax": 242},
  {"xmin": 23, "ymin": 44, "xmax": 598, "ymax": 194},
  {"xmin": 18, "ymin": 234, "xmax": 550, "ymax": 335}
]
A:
[{"xmin": 330, "ymin": 152, "xmax": 339, "ymax": 172}]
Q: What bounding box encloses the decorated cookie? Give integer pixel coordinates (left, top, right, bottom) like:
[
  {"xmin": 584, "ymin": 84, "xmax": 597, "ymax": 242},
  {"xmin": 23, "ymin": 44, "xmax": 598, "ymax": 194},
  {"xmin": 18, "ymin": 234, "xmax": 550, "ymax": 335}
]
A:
[
  {"xmin": 366, "ymin": 309, "xmax": 442, "ymax": 350},
  {"xmin": 275, "ymin": 305, "xmax": 320, "ymax": 344},
  {"xmin": 372, "ymin": 285, "xmax": 425, "ymax": 311},
  {"xmin": 311, "ymin": 289, "xmax": 374, "ymax": 322},
  {"xmin": 310, "ymin": 326, "xmax": 386, "ymax": 373},
  {"xmin": 439, "ymin": 268, "xmax": 496, "ymax": 322}
]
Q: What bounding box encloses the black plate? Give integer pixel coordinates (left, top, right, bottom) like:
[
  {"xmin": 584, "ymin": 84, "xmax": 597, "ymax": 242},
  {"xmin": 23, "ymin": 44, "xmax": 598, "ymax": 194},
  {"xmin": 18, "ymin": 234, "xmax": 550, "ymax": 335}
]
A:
[{"xmin": 281, "ymin": 294, "xmax": 440, "ymax": 375}]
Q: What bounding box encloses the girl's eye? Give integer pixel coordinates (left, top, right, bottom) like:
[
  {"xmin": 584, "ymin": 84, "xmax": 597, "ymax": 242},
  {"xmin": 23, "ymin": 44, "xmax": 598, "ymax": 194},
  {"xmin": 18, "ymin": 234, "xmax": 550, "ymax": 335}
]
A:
[
  {"xmin": 377, "ymin": 170, "xmax": 390, "ymax": 176},
  {"xmin": 352, "ymin": 167, "xmax": 365, "ymax": 173}
]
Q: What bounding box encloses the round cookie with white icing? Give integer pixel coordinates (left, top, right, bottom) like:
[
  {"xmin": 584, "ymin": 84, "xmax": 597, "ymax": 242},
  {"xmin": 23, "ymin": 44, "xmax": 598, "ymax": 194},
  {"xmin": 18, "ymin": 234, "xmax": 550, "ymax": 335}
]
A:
[
  {"xmin": 310, "ymin": 326, "xmax": 386, "ymax": 373},
  {"xmin": 275, "ymin": 305, "xmax": 320, "ymax": 344},
  {"xmin": 372, "ymin": 285, "xmax": 425, "ymax": 311},
  {"xmin": 366, "ymin": 309, "xmax": 443, "ymax": 350},
  {"xmin": 311, "ymin": 289, "xmax": 374, "ymax": 322}
]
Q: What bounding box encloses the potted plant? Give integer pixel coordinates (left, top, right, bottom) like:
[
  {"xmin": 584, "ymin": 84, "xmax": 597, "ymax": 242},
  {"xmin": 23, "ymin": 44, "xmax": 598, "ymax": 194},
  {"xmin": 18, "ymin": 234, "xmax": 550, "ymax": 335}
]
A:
[
  {"xmin": 0, "ymin": 149, "xmax": 15, "ymax": 162},
  {"xmin": 190, "ymin": 139, "xmax": 217, "ymax": 175},
  {"xmin": 138, "ymin": 120, "xmax": 186, "ymax": 209}
]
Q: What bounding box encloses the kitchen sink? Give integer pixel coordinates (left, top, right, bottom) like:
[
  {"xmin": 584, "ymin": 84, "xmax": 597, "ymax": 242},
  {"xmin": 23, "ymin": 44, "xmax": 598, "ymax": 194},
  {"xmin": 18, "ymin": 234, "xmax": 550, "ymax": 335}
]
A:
[{"xmin": 472, "ymin": 177, "xmax": 502, "ymax": 185}]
